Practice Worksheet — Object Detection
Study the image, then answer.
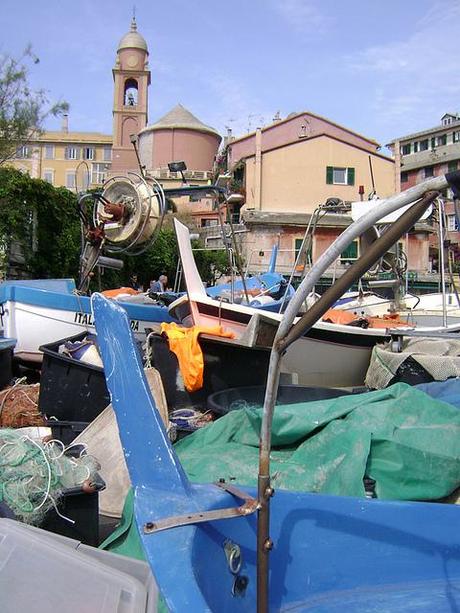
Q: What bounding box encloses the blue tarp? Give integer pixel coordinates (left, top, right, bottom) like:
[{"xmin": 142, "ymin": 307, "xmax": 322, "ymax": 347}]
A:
[{"xmin": 417, "ymin": 378, "xmax": 460, "ymax": 409}]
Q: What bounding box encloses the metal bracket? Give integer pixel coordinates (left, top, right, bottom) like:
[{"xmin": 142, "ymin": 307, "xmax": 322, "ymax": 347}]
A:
[{"xmin": 143, "ymin": 481, "xmax": 259, "ymax": 534}]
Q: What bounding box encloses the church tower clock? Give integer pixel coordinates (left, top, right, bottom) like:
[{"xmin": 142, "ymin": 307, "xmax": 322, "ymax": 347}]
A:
[{"xmin": 111, "ymin": 17, "xmax": 150, "ymax": 173}]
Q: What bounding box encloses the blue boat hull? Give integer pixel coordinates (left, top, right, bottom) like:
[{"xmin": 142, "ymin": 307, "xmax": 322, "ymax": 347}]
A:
[{"xmin": 93, "ymin": 293, "xmax": 460, "ymax": 612}]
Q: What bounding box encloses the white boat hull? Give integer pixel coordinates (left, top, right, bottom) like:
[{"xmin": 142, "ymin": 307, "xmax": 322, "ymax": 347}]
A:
[{"xmin": 2, "ymin": 299, "xmax": 160, "ymax": 362}]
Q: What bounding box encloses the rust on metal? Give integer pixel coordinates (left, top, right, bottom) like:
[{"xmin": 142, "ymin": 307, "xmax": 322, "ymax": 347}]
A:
[{"xmin": 143, "ymin": 481, "xmax": 259, "ymax": 534}]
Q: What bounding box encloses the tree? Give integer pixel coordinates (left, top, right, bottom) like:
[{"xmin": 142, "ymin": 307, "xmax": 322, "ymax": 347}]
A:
[
  {"xmin": 0, "ymin": 47, "xmax": 68, "ymax": 165},
  {"xmin": 0, "ymin": 167, "xmax": 81, "ymax": 279}
]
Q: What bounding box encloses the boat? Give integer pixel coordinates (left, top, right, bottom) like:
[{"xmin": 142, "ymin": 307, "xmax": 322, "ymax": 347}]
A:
[
  {"xmin": 92, "ymin": 170, "xmax": 460, "ymax": 612},
  {"xmin": 206, "ymin": 245, "xmax": 295, "ymax": 313},
  {"xmin": 169, "ymin": 225, "xmax": 460, "ymax": 388},
  {"xmin": 169, "ymin": 174, "xmax": 460, "ymax": 387},
  {"xmin": 0, "ymin": 278, "xmax": 175, "ymax": 362},
  {"xmin": 0, "ymin": 176, "xmax": 291, "ymax": 363}
]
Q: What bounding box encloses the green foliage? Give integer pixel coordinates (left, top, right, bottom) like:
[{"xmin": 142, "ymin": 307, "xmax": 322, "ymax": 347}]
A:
[
  {"xmin": 0, "ymin": 170, "xmax": 234, "ymax": 289},
  {"xmin": 94, "ymin": 221, "xmax": 232, "ymax": 291},
  {"xmin": 0, "ymin": 47, "xmax": 69, "ymax": 165},
  {"xmin": 0, "ymin": 166, "xmax": 80, "ymax": 278},
  {"xmin": 192, "ymin": 244, "xmax": 231, "ymax": 285}
]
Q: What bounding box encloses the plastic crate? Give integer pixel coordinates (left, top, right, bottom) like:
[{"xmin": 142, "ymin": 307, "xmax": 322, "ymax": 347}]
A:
[
  {"xmin": 39, "ymin": 332, "xmax": 110, "ymax": 423},
  {"xmin": 207, "ymin": 384, "xmax": 366, "ymax": 415},
  {"xmin": 44, "ymin": 420, "xmax": 89, "ymax": 446},
  {"xmin": 0, "ymin": 518, "xmax": 158, "ymax": 613},
  {"xmin": 147, "ymin": 331, "xmax": 271, "ymax": 410},
  {"xmin": 0, "ymin": 338, "xmax": 16, "ymax": 390},
  {"xmin": 40, "ymin": 477, "xmax": 104, "ymax": 547}
]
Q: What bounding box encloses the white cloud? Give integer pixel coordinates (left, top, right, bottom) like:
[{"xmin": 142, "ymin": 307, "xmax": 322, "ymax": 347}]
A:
[
  {"xmin": 345, "ymin": 1, "xmax": 460, "ymax": 131},
  {"xmin": 269, "ymin": 0, "xmax": 331, "ymax": 37}
]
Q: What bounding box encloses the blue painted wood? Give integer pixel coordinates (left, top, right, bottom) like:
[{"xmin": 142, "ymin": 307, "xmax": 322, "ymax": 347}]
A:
[
  {"xmin": 93, "ymin": 293, "xmax": 460, "ymax": 612},
  {"xmin": 0, "ymin": 281, "xmax": 175, "ymax": 323}
]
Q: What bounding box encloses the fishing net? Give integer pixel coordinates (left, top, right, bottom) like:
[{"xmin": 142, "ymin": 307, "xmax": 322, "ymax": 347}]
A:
[
  {"xmin": 0, "ymin": 379, "xmax": 44, "ymax": 428},
  {"xmin": 0, "ymin": 429, "xmax": 100, "ymax": 525}
]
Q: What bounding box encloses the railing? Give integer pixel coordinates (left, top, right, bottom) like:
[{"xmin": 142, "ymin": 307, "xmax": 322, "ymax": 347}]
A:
[{"xmin": 149, "ymin": 169, "xmax": 213, "ymax": 181}]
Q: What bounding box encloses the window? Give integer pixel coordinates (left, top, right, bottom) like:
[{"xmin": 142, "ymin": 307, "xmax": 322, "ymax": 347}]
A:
[
  {"xmin": 448, "ymin": 161, "xmax": 458, "ymax": 172},
  {"xmin": 326, "ymin": 166, "xmax": 355, "ymax": 186},
  {"xmin": 447, "ymin": 215, "xmax": 459, "ymax": 232},
  {"xmin": 340, "ymin": 240, "xmax": 359, "ymax": 264},
  {"xmin": 401, "ymin": 144, "xmax": 411, "ymax": 155},
  {"xmin": 424, "ymin": 166, "xmax": 434, "ymax": 178},
  {"xmin": 43, "ymin": 170, "xmax": 53, "ymax": 184},
  {"xmin": 200, "ymin": 219, "xmax": 218, "ymax": 227},
  {"xmin": 454, "ymin": 131, "xmax": 460, "ymax": 143},
  {"xmin": 413, "ymin": 142, "xmax": 419, "ymax": 153},
  {"xmin": 65, "ymin": 146, "xmax": 80, "ymax": 160},
  {"xmin": 400, "ymin": 172, "xmax": 409, "ymax": 183},
  {"xmin": 103, "ymin": 147, "xmax": 112, "ymax": 161},
  {"xmin": 419, "ymin": 139, "xmax": 429, "ymax": 151},
  {"xmin": 124, "ymin": 78, "xmax": 138, "ymax": 106},
  {"xmin": 430, "ymin": 137, "xmax": 436, "ymax": 149},
  {"xmin": 16, "ymin": 145, "xmax": 30, "ymax": 159},
  {"xmin": 295, "ymin": 238, "xmax": 312, "ymax": 264},
  {"xmin": 91, "ymin": 163, "xmax": 109, "ymax": 185},
  {"xmin": 437, "ymin": 134, "xmax": 447, "ymax": 147},
  {"xmin": 66, "ymin": 172, "xmax": 76, "ymax": 189},
  {"xmin": 44, "ymin": 144, "xmax": 54, "ymax": 159},
  {"xmin": 83, "ymin": 147, "xmax": 94, "ymax": 161}
]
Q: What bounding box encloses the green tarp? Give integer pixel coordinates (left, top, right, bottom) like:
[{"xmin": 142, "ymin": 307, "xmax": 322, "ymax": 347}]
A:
[
  {"xmin": 101, "ymin": 382, "xmax": 460, "ymax": 561},
  {"xmin": 175, "ymin": 382, "xmax": 460, "ymax": 501}
]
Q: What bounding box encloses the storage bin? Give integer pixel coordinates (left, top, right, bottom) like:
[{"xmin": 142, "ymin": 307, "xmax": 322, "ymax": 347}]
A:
[
  {"xmin": 38, "ymin": 332, "xmax": 110, "ymax": 422},
  {"xmin": 0, "ymin": 518, "xmax": 158, "ymax": 612},
  {"xmin": 207, "ymin": 384, "xmax": 367, "ymax": 415},
  {"xmin": 44, "ymin": 419, "xmax": 89, "ymax": 446},
  {"xmin": 0, "ymin": 337, "xmax": 16, "ymax": 390}
]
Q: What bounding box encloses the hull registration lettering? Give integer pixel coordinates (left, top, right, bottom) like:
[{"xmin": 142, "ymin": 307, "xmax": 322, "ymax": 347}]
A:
[{"xmin": 74, "ymin": 311, "xmax": 139, "ymax": 331}]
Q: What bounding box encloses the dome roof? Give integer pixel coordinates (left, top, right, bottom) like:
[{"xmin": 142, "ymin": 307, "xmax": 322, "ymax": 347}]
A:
[
  {"xmin": 141, "ymin": 104, "xmax": 220, "ymax": 137},
  {"xmin": 118, "ymin": 17, "xmax": 148, "ymax": 52}
]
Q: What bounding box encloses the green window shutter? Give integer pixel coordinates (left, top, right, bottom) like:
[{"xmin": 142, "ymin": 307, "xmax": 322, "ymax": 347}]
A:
[
  {"xmin": 326, "ymin": 166, "xmax": 333, "ymax": 184},
  {"xmin": 340, "ymin": 240, "xmax": 358, "ymax": 262},
  {"xmin": 347, "ymin": 167, "xmax": 355, "ymax": 185}
]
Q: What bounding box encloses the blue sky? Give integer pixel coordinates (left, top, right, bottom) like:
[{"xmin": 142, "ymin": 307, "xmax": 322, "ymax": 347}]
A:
[{"xmin": 1, "ymin": 0, "xmax": 459, "ymax": 149}]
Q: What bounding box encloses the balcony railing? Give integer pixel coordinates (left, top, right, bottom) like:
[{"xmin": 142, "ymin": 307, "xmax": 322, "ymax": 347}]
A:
[{"xmin": 149, "ymin": 169, "xmax": 213, "ymax": 181}]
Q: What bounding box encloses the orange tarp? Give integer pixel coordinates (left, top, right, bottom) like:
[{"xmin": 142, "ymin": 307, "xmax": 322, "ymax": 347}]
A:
[
  {"xmin": 101, "ymin": 287, "xmax": 139, "ymax": 298},
  {"xmin": 322, "ymin": 308, "xmax": 412, "ymax": 329},
  {"xmin": 160, "ymin": 322, "xmax": 235, "ymax": 393}
]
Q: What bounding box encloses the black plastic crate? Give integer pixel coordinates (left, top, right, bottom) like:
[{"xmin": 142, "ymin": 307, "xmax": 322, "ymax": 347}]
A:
[
  {"xmin": 147, "ymin": 331, "xmax": 271, "ymax": 410},
  {"xmin": 39, "ymin": 332, "xmax": 110, "ymax": 423},
  {"xmin": 40, "ymin": 486, "xmax": 101, "ymax": 547},
  {"xmin": 0, "ymin": 339, "xmax": 15, "ymax": 390},
  {"xmin": 44, "ymin": 420, "xmax": 89, "ymax": 446}
]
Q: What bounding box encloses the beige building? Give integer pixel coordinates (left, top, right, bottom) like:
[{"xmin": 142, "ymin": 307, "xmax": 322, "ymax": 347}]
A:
[
  {"xmin": 8, "ymin": 118, "xmax": 112, "ymax": 190},
  {"xmin": 221, "ymin": 113, "xmax": 434, "ymax": 276},
  {"xmin": 228, "ymin": 111, "xmax": 395, "ymax": 214}
]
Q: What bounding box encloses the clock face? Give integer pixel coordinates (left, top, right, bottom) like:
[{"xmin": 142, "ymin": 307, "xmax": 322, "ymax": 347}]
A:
[{"xmin": 127, "ymin": 55, "xmax": 138, "ymax": 68}]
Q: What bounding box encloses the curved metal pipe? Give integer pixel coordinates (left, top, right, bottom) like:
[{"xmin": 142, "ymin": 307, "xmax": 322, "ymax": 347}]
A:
[{"xmin": 256, "ymin": 176, "xmax": 448, "ymax": 613}]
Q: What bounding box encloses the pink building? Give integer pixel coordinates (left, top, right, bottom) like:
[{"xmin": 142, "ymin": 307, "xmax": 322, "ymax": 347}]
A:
[
  {"xmin": 388, "ymin": 113, "xmax": 460, "ymax": 267},
  {"xmin": 138, "ymin": 104, "xmax": 221, "ymax": 173}
]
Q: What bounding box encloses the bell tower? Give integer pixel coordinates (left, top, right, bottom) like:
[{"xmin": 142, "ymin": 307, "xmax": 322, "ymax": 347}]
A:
[{"xmin": 111, "ymin": 17, "xmax": 150, "ymax": 173}]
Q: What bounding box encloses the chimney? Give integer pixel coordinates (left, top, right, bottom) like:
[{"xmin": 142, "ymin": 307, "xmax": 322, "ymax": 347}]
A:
[{"xmin": 62, "ymin": 113, "xmax": 69, "ymax": 133}]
